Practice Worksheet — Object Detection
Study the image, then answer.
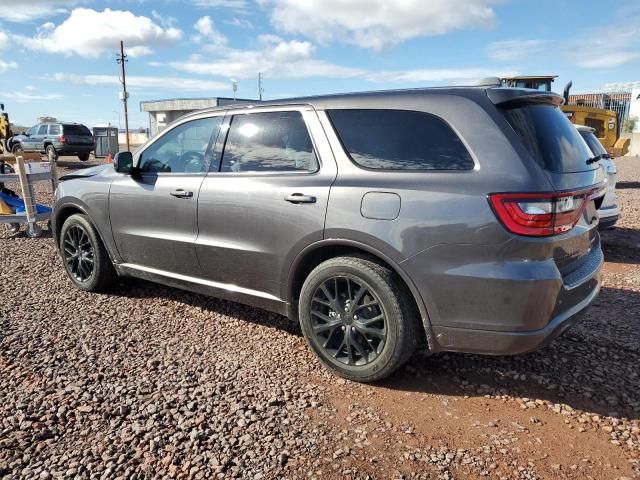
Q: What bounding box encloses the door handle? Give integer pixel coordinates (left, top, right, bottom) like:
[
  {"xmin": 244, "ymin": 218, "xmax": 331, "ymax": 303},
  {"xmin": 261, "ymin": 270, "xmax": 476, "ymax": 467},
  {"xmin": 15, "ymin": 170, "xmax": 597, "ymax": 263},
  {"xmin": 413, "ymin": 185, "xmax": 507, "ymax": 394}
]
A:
[
  {"xmin": 285, "ymin": 193, "xmax": 316, "ymax": 204},
  {"xmin": 170, "ymin": 189, "xmax": 193, "ymax": 198}
]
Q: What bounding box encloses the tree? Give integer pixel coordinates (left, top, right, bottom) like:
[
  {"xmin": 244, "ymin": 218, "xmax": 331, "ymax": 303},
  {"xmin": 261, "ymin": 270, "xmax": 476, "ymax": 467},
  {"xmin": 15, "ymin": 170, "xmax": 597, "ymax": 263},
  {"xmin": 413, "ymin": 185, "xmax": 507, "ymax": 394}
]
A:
[{"xmin": 623, "ymin": 116, "xmax": 637, "ymax": 133}]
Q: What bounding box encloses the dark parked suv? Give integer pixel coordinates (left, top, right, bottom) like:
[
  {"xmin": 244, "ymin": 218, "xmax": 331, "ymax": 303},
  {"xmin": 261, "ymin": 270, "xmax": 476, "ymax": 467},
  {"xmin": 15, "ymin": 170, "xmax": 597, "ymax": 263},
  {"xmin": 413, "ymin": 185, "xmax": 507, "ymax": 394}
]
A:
[
  {"xmin": 11, "ymin": 122, "xmax": 94, "ymax": 162},
  {"xmin": 52, "ymin": 86, "xmax": 605, "ymax": 381}
]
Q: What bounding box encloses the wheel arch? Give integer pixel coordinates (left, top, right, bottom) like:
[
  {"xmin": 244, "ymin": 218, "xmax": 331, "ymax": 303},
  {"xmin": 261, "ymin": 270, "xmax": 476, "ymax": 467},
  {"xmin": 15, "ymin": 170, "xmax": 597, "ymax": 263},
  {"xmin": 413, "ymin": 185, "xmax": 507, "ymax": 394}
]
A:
[
  {"xmin": 53, "ymin": 201, "xmax": 117, "ymax": 263},
  {"xmin": 286, "ymin": 239, "xmax": 436, "ymax": 350}
]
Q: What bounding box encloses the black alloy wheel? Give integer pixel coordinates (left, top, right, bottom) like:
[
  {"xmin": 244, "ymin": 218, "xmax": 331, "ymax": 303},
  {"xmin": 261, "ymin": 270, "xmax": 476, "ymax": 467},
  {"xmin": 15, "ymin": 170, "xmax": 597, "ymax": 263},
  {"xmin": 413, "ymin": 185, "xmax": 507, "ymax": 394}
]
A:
[
  {"xmin": 310, "ymin": 275, "xmax": 387, "ymax": 366},
  {"xmin": 63, "ymin": 224, "xmax": 95, "ymax": 283}
]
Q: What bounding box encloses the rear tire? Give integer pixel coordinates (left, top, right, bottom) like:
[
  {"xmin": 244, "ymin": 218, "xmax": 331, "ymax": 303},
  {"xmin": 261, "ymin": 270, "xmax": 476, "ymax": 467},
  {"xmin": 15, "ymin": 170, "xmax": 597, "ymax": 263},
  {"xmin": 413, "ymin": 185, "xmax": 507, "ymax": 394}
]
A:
[
  {"xmin": 78, "ymin": 153, "xmax": 90, "ymax": 161},
  {"xmin": 60, "ymin": 214, "xmax": 117, "ymax": 292},
  {"xmin": 298, "ymin": 255, "xmax": 418, "ymax": 382},
  {"xmin": 46, "ymin": 144, "xmax": 58, "ymax": 162}
]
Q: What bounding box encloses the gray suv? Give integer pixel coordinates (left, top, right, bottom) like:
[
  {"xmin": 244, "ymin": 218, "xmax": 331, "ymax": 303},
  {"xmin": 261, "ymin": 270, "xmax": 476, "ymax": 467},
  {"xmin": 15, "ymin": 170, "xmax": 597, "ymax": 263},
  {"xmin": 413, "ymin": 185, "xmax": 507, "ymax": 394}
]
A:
[
  {"xmin": 11, "ymin": 122, "xmax": 94, "ymax": 162},
  {"xmin": 52, "ymin": 87, "xmax": 605, "ymax": 381}
]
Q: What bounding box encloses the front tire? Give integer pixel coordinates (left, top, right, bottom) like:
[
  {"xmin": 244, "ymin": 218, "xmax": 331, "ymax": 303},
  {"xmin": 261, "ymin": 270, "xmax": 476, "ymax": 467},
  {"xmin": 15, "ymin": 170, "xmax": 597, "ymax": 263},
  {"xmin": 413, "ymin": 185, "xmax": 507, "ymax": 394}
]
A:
[
  {"xmin": 60, "ymin": 214, "xmax": 117, "ymax": 292},
  {"xmin": 298, "ymin": 256, "xmax": 418, "ymax": 382},
  {"xmin": 46, "ymin": 144, "xmax": 58, "ymax": 162},
  {"xmin": 78, "ymin": 153, "xmax": 90, "ymax": 161}
]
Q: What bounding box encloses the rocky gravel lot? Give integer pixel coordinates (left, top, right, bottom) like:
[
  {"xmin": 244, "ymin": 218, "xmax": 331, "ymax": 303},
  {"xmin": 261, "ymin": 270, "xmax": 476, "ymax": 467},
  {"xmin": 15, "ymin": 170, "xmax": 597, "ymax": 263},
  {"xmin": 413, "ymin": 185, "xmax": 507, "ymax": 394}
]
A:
[{"xmin": 1, "ymin": 156, "xmax": 639, "ymax": 480}]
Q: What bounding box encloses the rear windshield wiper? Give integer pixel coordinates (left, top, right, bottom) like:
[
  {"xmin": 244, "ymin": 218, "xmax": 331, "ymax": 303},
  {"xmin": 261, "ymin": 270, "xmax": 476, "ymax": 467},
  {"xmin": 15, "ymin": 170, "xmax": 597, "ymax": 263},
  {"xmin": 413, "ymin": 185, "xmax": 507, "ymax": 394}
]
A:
[{"xmin": 586, "ymin": 154, "xmax": 605, "ymax": 165}]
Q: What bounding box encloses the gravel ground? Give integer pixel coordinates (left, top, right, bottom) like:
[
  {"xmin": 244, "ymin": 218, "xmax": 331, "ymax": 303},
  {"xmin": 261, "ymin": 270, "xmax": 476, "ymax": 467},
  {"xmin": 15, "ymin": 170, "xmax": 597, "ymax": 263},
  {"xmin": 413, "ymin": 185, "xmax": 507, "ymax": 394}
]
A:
[{"xmin": 1, "ymin": 156, "xmax": 639, "ymax": 480}]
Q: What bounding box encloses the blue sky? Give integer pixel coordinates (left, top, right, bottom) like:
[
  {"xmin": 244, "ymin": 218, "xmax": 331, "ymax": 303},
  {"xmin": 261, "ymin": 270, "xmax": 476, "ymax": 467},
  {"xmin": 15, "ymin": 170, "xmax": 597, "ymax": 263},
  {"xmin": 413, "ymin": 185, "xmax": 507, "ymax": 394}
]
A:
[{"xmin": 1, "ymin": 0, "xmax": 639, "ymax": 129}]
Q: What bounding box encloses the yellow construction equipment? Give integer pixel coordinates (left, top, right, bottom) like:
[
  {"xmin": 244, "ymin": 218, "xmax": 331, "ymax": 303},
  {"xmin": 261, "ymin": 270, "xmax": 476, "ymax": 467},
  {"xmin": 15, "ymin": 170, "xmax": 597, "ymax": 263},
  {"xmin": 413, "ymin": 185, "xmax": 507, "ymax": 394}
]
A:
[
  {"xmin": 0, "ymin": 103, "xmax": 13, "ymax": 155},
  {"xmin": 500, "ymin": 76, "xmax": 629, "ymax": 156}
]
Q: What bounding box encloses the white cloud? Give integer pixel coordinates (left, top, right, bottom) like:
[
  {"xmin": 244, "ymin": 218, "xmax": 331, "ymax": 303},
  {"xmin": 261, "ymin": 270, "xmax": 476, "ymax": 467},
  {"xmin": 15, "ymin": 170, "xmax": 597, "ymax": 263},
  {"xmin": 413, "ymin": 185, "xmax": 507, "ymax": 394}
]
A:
[
  {"xmin": 571, "ymin": 18, "xmax": 640, "ymax": 70},
  {"xmin": 166, "ymin": 37, "xmax": 365, "ymax": 80},
  {"xmin": 13, "ymin": 8, "xmax": 182, "ymax": 58},
  {"xmin": 226, "ymin": 17, "xmax": 254, "ymax": 29},
  {"xmin": 367, "ymin": 67, "xmax": 518, "ymax": 83},
  {"xmin": 486, "ymin": 39, "xmax": 546, "ymax": 62},
  {"xmin": 259, "ymin": 0, "xmax": 502, "ymax": 50},
  {"xmin": 0, "ymin": 32, "xmax": 9, "ymax": 50},
  {"xmin": 575, "ymin": 51, "xmax": 640, "ymax": 69},
  {"xmin": 0, "ymin": 60, "xmax": 18, "ymax": 72},
  {"xmin": 601, "ymin": 81, "xmax": 640, "ymax": 92},
  {"xmin": 163, "ymin": 36, "xmax": 514, "ymax": 86},
  {"xmin": 192, "ymin": 0, "xmax": 248, "ymax": 10},
  {"xmin": 0, "ymin": 0, "xmax": 79, "ymax": 23},
  {"xmin": 50, "ymin": 73, "xmax": 229, "ymax": 92},
  {"xmin": 193, "ymin": 16, "xmax": 228, "ymax": 45},
  {"xmin": 5, "ymin": 92, "xmax": 64, "ymax": 102}
]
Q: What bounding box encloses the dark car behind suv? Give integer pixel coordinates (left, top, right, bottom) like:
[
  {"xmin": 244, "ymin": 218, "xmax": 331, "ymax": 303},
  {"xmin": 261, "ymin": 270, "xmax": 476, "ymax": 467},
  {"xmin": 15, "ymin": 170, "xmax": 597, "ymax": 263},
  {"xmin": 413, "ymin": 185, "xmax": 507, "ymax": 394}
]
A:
[
  {"xmin": 10, "ymin": 122, "xmax": 94, "ymax": 162},
  {"xmin": 51, "ymin": 86, "xmax": 606, "ymax": 382}
]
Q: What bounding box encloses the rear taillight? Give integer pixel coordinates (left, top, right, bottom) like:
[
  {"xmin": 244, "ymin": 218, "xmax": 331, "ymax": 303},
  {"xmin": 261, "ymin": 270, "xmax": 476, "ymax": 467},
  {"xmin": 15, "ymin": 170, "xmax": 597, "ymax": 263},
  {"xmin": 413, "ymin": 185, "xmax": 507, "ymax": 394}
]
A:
[
  {"xmin": 59, "ymin": 135, "xmax": 66, "ymax": 144},
  {"xmin": 489, "ymin": 185, "xmax": 605, "ymax": 237}
]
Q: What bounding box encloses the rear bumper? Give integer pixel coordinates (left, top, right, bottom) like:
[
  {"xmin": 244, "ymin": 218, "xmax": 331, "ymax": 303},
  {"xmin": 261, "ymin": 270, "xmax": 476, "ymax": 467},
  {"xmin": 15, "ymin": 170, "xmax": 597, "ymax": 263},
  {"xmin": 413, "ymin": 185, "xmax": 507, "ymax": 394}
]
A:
[
  {"xmin": 402, "ymin": 237, "xmax": 604, "ymax": 355},
  {"xmin": 597, "ymin": 204, "xmax": 619, "ymax": 230},
  {"xmin": 55, "ymin": 144, "xmax": 94, "ymax": 155},
  {"xmin": 431, "ymin": 277, "xmax": 600, "ymax": 355}
]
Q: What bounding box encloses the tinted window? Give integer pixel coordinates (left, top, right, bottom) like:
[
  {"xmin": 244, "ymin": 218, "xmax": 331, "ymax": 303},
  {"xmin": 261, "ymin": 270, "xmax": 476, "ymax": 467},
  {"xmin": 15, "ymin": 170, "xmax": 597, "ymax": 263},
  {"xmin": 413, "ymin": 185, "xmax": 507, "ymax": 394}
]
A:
[
  {"xmin": 63, "ymin": 124, "xmax": 92, "ymax": 136},
  {"xmin": 139, "ymin": 117, "xmax": 221, "ymax": 173},
  {"xmin": 37, "ymin": 125, "xmax": 48, "ymax": 135},
  {"xmin": 327, "ymin": 109, "xmax": 474, "ymax": 171},
  {"xmin": 502, "ymin": 105, "xmax": 595, "ymax": 173},
  {"xmin": 221, "ymin": 111, "xmax": 317, "ymax": 173},
  {"xmin": 49, "ymin": 124, "xmax": 61, "ymax": 135},
  {"xmin": 579, "ymin": 130, "xmax": 607, "ymax": 157}
]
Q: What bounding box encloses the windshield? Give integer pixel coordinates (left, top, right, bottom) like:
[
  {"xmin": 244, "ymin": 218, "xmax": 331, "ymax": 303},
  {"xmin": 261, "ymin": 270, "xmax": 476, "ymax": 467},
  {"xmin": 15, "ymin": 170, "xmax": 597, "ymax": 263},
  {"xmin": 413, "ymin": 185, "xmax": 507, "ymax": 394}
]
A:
[
  {"xmin": 579, "ymin": 130, "xmax": 608, "ymax": 157},
  {"xmin": 501, "ymin": 104, "xmax": 595, "ymax": 173}
]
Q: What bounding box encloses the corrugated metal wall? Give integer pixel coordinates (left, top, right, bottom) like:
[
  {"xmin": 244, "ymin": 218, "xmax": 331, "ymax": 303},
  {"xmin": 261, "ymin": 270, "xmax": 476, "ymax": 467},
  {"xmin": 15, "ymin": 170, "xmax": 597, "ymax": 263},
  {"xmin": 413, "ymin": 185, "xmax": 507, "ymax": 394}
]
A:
[{"xmin": 568, "ymin": 92, "xmax": 631, "ymax": 123}]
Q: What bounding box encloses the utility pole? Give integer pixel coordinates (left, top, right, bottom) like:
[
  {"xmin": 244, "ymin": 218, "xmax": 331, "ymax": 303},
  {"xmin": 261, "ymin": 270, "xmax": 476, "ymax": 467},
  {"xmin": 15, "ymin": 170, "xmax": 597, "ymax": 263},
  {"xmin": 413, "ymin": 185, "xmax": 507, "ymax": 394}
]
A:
[
  {"xmin": 231, "ymin": 79, "xmax": 238, "ymax": 101},
  {"xmin": 258, "ymin": 72, "xmax": 264, "ymax": 101},
  {"xmin": 116, "ymin": 40, "xmax": 130, "ymax": 151}
]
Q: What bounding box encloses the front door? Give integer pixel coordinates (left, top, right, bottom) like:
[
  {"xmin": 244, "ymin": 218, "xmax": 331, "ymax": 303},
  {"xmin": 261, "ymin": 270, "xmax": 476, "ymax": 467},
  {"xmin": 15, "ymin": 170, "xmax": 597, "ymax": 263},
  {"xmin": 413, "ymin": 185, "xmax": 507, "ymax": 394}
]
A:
[
  {"xmin": 109, "ymin": 115, "xmax": 224, "ymax": 276},
  {"xmin": 196, "ymin": 108, "xmax": 337, "ymax": 301}
]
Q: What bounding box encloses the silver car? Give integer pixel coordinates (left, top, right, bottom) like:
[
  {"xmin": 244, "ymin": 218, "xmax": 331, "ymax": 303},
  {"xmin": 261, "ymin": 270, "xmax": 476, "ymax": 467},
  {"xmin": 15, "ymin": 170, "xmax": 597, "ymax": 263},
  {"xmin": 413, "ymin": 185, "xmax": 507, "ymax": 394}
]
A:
[
  {"xmin": 575, "ymin": 125, "xmax": 619, "ymax": 229},
  {"xmin": 52, "ymin": 87, "xmax": 605, "ymax": 381}
]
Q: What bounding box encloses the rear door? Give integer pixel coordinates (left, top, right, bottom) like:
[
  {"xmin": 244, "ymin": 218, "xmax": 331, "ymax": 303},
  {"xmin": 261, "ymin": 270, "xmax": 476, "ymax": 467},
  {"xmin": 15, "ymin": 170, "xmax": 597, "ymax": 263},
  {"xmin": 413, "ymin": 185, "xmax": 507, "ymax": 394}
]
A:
[
  {"xmin": 196, "ymin": 107, "xmax": 337, "ymax": 301},
  {"xmin": 109, "ymin": 114, "xmax": 224, "ymax": 276},
  {"xmin": 63, "ymin": 124, "xmax": 94, "ymax": 148}
]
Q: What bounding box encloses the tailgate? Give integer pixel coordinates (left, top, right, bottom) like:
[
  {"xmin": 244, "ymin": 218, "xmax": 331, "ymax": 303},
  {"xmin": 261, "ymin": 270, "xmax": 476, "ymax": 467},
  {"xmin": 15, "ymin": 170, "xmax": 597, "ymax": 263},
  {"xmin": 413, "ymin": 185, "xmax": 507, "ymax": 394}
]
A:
[{"xmin": 494, "ymin": 93, "xmax": 605, "ymax": 277}]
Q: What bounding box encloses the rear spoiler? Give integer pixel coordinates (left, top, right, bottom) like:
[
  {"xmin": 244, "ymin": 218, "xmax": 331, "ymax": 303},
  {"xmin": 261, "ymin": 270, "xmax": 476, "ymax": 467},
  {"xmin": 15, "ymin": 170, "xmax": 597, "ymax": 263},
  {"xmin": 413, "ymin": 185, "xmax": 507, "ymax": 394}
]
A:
[{"xmin": 486, "ymin": 88, "xmax": 564, "ymax": 108}]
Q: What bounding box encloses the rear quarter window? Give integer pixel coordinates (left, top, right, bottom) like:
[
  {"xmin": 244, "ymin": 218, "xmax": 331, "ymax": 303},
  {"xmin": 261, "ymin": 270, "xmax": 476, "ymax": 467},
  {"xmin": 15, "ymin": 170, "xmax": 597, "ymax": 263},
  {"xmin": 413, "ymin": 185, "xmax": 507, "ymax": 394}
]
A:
[{"xmin": 327, "ymin": 109, "xmax": 474, "ymax": 171}]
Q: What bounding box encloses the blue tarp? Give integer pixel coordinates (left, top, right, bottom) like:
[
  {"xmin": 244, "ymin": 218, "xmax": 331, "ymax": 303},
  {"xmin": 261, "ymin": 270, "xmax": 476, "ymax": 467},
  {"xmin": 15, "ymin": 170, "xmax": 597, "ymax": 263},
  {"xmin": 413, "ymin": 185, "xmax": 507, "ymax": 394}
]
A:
[{"xmin": 0, "ymin": 191, "xmax": 52, "ymax": 214}]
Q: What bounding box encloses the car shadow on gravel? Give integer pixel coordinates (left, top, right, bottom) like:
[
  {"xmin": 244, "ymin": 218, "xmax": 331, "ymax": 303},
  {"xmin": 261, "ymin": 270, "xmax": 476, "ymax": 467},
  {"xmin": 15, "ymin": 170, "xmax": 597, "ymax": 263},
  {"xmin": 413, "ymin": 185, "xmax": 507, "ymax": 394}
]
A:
[
  {"xmin": 615, "ymin": 181, "xmax": 640, "ymax": 190},
  {"xmin": 601, "ymin": 227, "xmax": 640, "ymax": 265},
  {"xmin": 109, "ymin": 279, "xmax": 304, "ymax": 338},
  {"xmin": 379, "ymin": 286, "xmax": 640, "ymax": 421}
]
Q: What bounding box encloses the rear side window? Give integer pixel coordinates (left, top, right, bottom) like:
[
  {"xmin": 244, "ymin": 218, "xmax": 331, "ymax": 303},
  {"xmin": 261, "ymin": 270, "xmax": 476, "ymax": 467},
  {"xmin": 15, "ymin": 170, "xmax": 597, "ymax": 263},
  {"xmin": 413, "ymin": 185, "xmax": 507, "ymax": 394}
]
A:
[
  {"xmin": 579, "ymin": 131, "xmax": 607, "ymax": 157},
  {"xmin": 327, "ymin": 109, "xmax": 474, "ymax": 170},
  {"xmin": 49, "ymin": 125, "xmax": 61, "ymax": 135},
  {"xmin": 221, "ymin": 111, "xmax": 317, "ymax": 173},
  {"xmin": 37, "ymin": 125, "xmax": 48, "ymax": 135},
  {"xmin": 501, "ymin": 105, "xmax": 595, "ymax": 173},
  {"xmin": 63, "ymin": 124, "xmax": 92, "ymax": 136}
]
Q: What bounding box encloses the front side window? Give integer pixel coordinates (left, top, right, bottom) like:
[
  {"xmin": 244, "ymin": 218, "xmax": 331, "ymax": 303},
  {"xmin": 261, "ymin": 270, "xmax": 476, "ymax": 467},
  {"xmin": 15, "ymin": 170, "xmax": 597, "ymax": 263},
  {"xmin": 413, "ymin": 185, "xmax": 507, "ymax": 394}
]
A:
[
  {"xmin": 27, "ymin": 126, "xmax": 38, "ymax": 136},
  {"xmin": 327, "ymin": 109, "xmax": 474, "ymax": 170},
  {"xmin": 220, "ymin": 111, "xmax": 317, "ymax": 173},
  {"xmin": 139, "ymin": 116, "xmax": 221, "ymax": 173}
]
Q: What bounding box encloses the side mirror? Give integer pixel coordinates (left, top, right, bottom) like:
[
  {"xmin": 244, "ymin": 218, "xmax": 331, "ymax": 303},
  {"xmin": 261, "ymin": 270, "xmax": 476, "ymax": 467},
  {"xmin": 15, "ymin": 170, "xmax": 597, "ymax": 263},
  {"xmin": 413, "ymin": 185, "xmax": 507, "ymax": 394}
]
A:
[{"xmin": 113, "ymin": 151, "xmax": 133, "ymax": 174}]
